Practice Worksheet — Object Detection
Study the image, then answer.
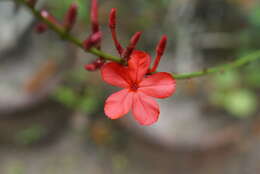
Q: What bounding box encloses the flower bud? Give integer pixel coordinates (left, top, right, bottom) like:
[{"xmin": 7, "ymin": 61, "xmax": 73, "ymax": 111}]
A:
[
  {"xmin": 83, "ymin": 32, "xmax": 102, "ymax": 50},
  {"xmin": 85, "ymin": 58, "xmax": 105, "ymax": 71},
  {"xmin": 91, "ymin": 0, "xmax": 100, "ymax": 33},
  {"xmin": 151, "ymin": 35, "xmax": 168, "ymax": 72},
  {"xmin": 156, "ymin": 35, "xmax": 167, "ymax": 56},
  {"xmin": 109, "ymin": 8, "xmax": 116, "ymax": 29},
  {"xmin": 123, "ymin": 32, "xmax": 142, "ymax": 60},
  {"xmin": 64, "ymin": 3, "xmax": 78, "ymax": 32}
]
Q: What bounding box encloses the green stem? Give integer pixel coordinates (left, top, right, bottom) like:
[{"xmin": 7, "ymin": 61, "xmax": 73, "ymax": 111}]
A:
[
  {"xmin": 173, "ymin": 51, "xmax": 260, "ymax": 79},
  {"xmin": 17, "ymin": 0, "xmax": 260, "ymax": 80}
]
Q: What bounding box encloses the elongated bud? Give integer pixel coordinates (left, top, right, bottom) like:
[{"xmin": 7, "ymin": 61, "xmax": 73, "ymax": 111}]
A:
[
  {"xmin": 109, "ymin": 8, "xmax": 116, "ymax": 29},
  {"xmin": 151, "ymin": 35, "xmax": 168, "ymax": 72},
  {"xmin": 27, "ymin": 0, "xmax": 37, "ymax": 8},
  {"xmin": 83, "ymin": 32, "xmax": 102, "ymax": 50},
  {"xmin": 64, "ymin": 3, "xmax": 78, "ymax": 32},
  {"xmin": 123, "ymin": 32, "xmax": 142, "ymax": 60},
  {"xmin": 35, "ymin": 23, "xmax": 48, "ymax": 33},
  {"xmin": 109, "ymin": 8, "xmax": 124, "ymax": 56},
  {"xmin": 156, "ymin": 35, "xmax": 167, "ymax": 56},
  {"xmin": 91, "ymin": 0, "xmax": 99, "ymax": 33},
  {"xmin": 85, "ymin": 58, "xmax": 105, "ymax": 71}
]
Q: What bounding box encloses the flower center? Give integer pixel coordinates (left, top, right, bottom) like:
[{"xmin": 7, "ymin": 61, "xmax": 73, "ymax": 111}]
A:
[{"xmin": 130, "ymin": 82, "xmax": 139, "ymax": 91}]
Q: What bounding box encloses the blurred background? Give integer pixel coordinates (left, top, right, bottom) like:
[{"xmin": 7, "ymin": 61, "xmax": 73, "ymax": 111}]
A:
[{"xmin": 0, "ymin": 0, "xmax": 260, "ymax": 173}]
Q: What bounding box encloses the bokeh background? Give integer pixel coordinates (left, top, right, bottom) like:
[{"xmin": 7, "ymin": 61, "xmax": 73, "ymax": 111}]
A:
[{"xmin": 0, "ymin": 0, "xmax": 260, "ymax": 173}]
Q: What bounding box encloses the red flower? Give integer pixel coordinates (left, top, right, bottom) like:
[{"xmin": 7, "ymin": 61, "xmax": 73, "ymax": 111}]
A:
[{"xmin": 101, "ymin": 50, "xmax": 176, "ymax": 126}]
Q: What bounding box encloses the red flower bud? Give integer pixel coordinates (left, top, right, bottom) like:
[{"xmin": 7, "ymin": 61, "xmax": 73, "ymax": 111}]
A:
[
  {"xmin": 156, "ymin": 35, "xmax": 167, "ymax": 56},
  {"xmin": 85, "ymin": 58, "xmax": 105, "ymax": 71},
  {"xmin": 123, "ymin": 32, "xmax": 142, "ymax": 60},
  {"xmin": 83, "ymin": 32, "xmax": 102, "ymax": 50},
  {"xmin": 151, "ymin": 35, "xmax": 168, "ymax": 73},
  {"xmin": 91, "ymin": 0, "xmax": 100, "ymax": 33},
  {"xmin": 84, "ymin": 63, "xmax": 96, "ymax": 71},
  {"xmin": 35, "ymin": 23, "xmax": 48, "ymax": 33},
  {"xmin": 109, "ymin": 8, "xmax": 116, "ymax": 29},
  {"xmin": 109, "ymin": 8, "xmax": 124, "ymax": 56},
  {"xmin": 64, "ymin": 3, "xmax": 78, "ymax": 32}
]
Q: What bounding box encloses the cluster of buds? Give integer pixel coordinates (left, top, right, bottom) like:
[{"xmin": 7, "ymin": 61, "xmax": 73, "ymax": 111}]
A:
[
  {"xmin": 83, "ymin": 0, "xmax": 105, "ymax": 71},
  {"xmin": 108, "ymin": 8, "xmax": 168, "ymax": 73},
  {"xmin": 30, "ymin": 0, "xmax": 104, "ymax": 71},
  {"xmin": 108, "ymin": 8, "xmax": 143, "ymax": 61},
  {"xmin": 28, "ymin": 0, "xmax": 168, "ymax": 73}
]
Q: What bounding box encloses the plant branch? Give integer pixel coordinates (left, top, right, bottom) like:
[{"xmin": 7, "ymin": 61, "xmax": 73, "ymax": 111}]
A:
[{"xmin": 17, "ymin": 0, "xmax": 260, "ymax": 80}]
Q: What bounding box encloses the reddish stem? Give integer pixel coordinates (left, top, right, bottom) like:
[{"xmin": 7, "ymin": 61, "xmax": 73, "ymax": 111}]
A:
[
  {"xmin": 109, "ymin": 8, "xmax": 124, "ymax": 56},
  {"xmin": 123, "ymin": 32, "xmax": 142, "ymax": 61},
  {"xmin": 151, "ymin": 35, "xmax": 167, "ymax": 72}
]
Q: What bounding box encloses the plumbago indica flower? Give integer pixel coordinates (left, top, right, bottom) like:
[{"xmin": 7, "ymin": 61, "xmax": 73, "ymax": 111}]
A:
[
  {"xmin": 100, "ymin": 9, "xmax": 176, "ymax": 125},
  {"xmin": 29, "ymin": 0, "xmax": 176, "ymax": 125},
  {"xmin": 101, "ymin": 50, "xmax": 176, "ymax": 125}
]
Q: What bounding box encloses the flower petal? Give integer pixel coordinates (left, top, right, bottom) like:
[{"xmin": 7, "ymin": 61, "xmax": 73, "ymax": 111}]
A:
[
  {"xmin": 101, "ymin": 62, "xmax": 130, "ymax": 88},
  {"xmin": 139, "ymin": 72, "xmax": 176, "ymax": 98},
  {"xmin": 128, "ymin": 50, "xmax": 151, "ymax": 83},
  {"xmin": 104, "ymin": 89, "xmax": 133, "ymax": 119},
  {"xmin": 132, "ymin": 92, "xmax": 159, "ymax": 126}
]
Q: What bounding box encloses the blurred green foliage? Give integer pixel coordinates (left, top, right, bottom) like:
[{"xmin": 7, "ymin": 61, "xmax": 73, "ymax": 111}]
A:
[
  {"xmin": 208, "ymin": 2, "xmax": 260, "ymax": 119},
  {"xmin": 210, "ymin": 70, "xmax": 258, "ymax": 118},
  {"xmin": 248, "ymin": 4, "xmax": 260, "ymax": 27},
  {"xmin": 54, "ymin": 86, "xmax": 78, "ymax": 108},
  {"xmin": 53, "ymin": 69, "xmax": 104, "ymax": 115},
  {"xmin": 54, "ymin": 86, "xmax": 103, "ymax": 114},
  {"xmin": 15, "ymin": 125, "xmax": 46, "ymax": 145},
  {"xmin": 224, "ymin": 89, "xmax": 257, "ymax": 118},
  {"xmin": 6, "ymin": 161, "xmax": 25, "ymax": 174}
]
